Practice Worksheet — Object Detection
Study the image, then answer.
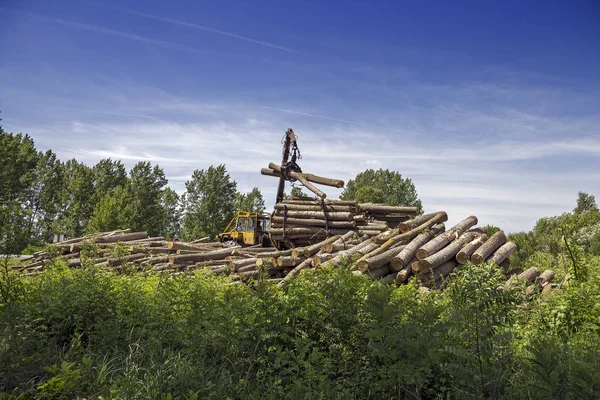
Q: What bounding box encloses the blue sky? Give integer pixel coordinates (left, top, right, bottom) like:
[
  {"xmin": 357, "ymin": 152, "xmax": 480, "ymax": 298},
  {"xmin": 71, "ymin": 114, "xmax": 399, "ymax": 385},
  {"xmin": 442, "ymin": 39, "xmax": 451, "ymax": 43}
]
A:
[{"xmin": 1, "ymin": 0, "xmax": 599, "ymax": 232}]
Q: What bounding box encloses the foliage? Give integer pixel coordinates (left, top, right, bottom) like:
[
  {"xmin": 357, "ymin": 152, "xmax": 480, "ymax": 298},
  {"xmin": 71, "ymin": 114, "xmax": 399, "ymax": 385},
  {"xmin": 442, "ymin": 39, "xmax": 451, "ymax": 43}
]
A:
[
  {"xmin": 87, "ymin": 186, "xmax": 132, "ymax": 234},
  {"xmin": 1, "ymin": 261, "xmax": 599, "ymax": 399},
  {"xmin": 127, "ymin": 162, "xmax": 169, "ymax": 236},
  {"xmin": 181, "ymin": 164, "xmax": 238, "ymax": 241},
  {"xmin": 573, "ymin": 191, "xmax": 598, "ymax": 214},
  {"xmin": 340, "ymin": 168, "xmax": 422, "ymax": 211},
  {"xmin": 234, "ymin": 187, "xmax": 266, "ymax": 214}
]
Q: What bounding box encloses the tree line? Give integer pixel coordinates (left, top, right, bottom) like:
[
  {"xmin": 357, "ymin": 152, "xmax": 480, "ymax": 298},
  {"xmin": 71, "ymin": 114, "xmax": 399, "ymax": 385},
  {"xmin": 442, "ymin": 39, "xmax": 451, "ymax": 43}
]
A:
[
  {"xmin": 0, "ymin": 124, "xmax": 422, "ymax": 254},
  {"xmin": 0, "ymin": 126, "xmax": 265, "ymax": 253}
]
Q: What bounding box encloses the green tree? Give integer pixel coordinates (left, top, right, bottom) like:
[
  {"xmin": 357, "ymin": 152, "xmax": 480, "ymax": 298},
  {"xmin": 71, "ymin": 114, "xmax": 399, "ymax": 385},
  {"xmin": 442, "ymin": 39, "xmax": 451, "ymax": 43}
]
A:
[
  {"xmin": 56, "ymin": 159, "xmax": 95, "ymax": 238},
  {"xmin": 87, "ymin": 186, "xmax": 132, "ymax": 233},
  {"xmin": 181, "ymin": 164, "xmax": 237, "ymax": 240},
  {"xmin": 574, "ymin": 191, "xmax": 598, "ymax": 214},
  {"xmin": 287, "ymin": 186, "xmax": 309, "ymax": 199},
  {"xmin": 161, "ymin": 187, "xmax": 182, "ymax": 239},
  {"xmin": 92, "ymin": 159, "xmax": 127, "ymax": 205},
  {"xmin": 234, "ymin": 187, "xmax": 265, "ymax": 214},
  {"xmin": 340, "ymin": 168, "xmax": 422, "ymax": 211},
  {"xmin": 0, "ymin": 128, "xmax": 41, "ymax": 253},
  {"xmin": 127, "ymin": 162, "xmax": 168, "ymax": 236}
]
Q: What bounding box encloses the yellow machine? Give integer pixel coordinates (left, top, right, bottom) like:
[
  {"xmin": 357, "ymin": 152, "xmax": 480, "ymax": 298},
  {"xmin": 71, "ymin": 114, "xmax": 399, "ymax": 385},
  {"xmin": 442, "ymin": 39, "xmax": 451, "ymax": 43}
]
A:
[{"xmin": 217, "ymin": 211, "xmax": 271, "ymax": 246}]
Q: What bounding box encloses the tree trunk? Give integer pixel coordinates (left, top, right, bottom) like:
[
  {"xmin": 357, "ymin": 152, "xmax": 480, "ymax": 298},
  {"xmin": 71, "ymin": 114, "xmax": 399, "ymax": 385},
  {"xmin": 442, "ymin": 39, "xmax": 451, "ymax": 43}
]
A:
[
  {"xmin": 107, "ymin": 253, "xmax": 146, "ymax": 267},
  {"xmin": 274, "ymin": 204, "xmax": 354, "ymax": 212},
  {"xmin": 271, "ymin": 216, "xmax": 356, "ymax": 229},
  {"xmin": 229, "ymin": 258, "xmax": 257, "ymax": 272},
  {"xmin": 277, "ymin": 258, "xmax": 314, "ymax": 287},
  {"xmin": 471, "ymin": 231, "xmax": 506, "ymax": 264},
  {"xmin": 96, "ymin": 232, "xmax": 148, "ymax": 243},
  {"xmin": 415, "ymin": 216, "xmax": 478, "ymax": 260},
  {"xmin": 536, "ymin": 269, "xmax": 555, "ymax": 286},
  {"xmin": 518, "ymin": 267, "xmax": 540, "ymax": 283},
  {"xmin": 395, "ymin": 259, "xmax": 416, "ymax": 284},
  {"xmin": 357, "ymin": 245, "xmax": 406, "ymax": 271},
  {"xmin": 417, "ymin": 232, "xmax": 478, "ymax": 273},
  {"xmin": 358, "ymin": 203, "xmax": 419, "ymax": 214},
  {"xmin": 168, "ymin": 246, "xmax": 240, "ymax": 265},
  {"xmin": 391, "ymin": 231, "xmax": 436, "ymax": 271},
  {"xmin": 277, "ymin": 256, "xmax": 305, "ymax": 267},
  {"xmin": 272, "ymin": 210, "xmax": 353, "ymax": 221},
  {"xmin": 301, "ymin": 235, "xmax": 341, "ymax": 258},
  {"xmin": 322, "ymin": 238, "xmax": 373, "ymax": 267},
  {"xmin": 397, "ymin": 212, "xmax": 441, "ymax": 233},
  {"xmin": 456, "ymin": 234, "xmax": 488, "ymax": 264},
  {"xmin": 268, "ymin": 163, "xmax": 345, "ymax": 188},
  {"xmin": 373, "ymin": 212, "xmax": 448, "ymax": 245},
  {"xmin": 489, "ymin": 242, "xmax": 517, "ymax": 265},
  {"xmin": 365, "ymin": 264, "xmax": 392, "ymax": 278}
]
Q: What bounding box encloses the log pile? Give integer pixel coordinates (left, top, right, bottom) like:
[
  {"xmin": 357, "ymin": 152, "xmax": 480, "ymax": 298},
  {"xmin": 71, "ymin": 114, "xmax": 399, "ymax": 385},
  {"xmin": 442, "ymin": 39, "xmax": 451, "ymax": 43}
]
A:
[
  {"xmin": 269, "ymin": 198, "xmax": 419, "ymax": 247},
  {"xmin": 11, "ymin": 211, "xmax": 557, "ymax": 296}
]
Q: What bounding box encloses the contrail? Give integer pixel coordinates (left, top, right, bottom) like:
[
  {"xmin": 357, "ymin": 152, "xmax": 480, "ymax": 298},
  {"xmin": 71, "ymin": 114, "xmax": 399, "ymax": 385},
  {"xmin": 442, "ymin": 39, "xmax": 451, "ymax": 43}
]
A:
[
  {"xmin": 41, "ymin": 15, "xmax": 206, "ymax": 55},
  {"xmin": 18, "ymin": 104, "xmax": 161, "ymax": 119},
  {"xmin": 86, "ymin": 0, "xmax": 295, "ymax": 53},
  {"xmin": 260, "ymin": 106, "xmax": 360, "ymax": 125}
]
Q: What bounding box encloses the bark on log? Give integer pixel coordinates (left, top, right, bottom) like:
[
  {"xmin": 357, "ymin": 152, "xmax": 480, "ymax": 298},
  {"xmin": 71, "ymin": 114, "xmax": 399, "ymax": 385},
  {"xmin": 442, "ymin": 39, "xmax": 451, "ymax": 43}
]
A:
[
  {"xmin": 357, "ymin": 245, "xmax": 406, "ymax": 272},
  {"xmin": 311, "ymin": 253, "xmax": 333, "ymax": 267},
  {"xmin": 536, "ymin": 269, "xmax": 555, "ymax": 286},
  {"xmin": 471, "ymin": 231, "xmax": 506, "ymax": 264},
  {"xmin": 373, "ymin": 212, "xmax": 448, "ymax": 245},
  {"xmin": 489, "ymin": 242, "xmax": 517, "ymax": 265},
  {"xmin": 277, "ymin": 258, "xmax": 314, "ymax": 287},
  {"xmin": 229, "ymin": 258, "xmax": 257, "ymax": 272},
  {"xmin": 358, "ymin": 203, "xmax": 419, "ymax": 214},
  {"xmin": 168, "ymin": 246, "xmax": 240, "ymax": 265},
  {"xmin": 456, "ymin": 234, "xmax": 488, "ymax": 264},
  {"xmin": 322, "ymin": 239, "xmax": 373, "ymax": 267},
  {"xmin": 417, "ymin": 232, "xmax": 478, "ymax": 273},
  {"xmin": 398, "ymin": 212, "xmax": 441, "ymax": 233},
  {"xmin": 395, "ymin": 259, "xmax": 416, "ymax": 284},
  {"xmin": 268, "ymin": 163, "xmax": 345, "ymax": 188},
  {"xmin": 271, "ymin": 216, "xmax": 356, "ymax": 229},
  {"xmin": 302, "ymin": 235, "xmax": 341, "ymax": 258},
  {"xmin": 277, "ymin": 256, "xmax": 305, "ymax": 267},
  {"xmin": 107, "ymin": 253, "xmax": 146, "ymax": 267},
  {"xmin": 415, "ymin": 216, "xmax": 478, "ymax": 260},
  {"xmin": 365, "ymin": 264, "xmax": 392, "ymax": 278},
  {"xmin": 273, "ymin": 210, "xmax": 353, "ymax": 221},
  {"xmin": 518, "ymin": 267, "xmax": 541, "ymax": 283},
  {"xmin": 419, "ymin": 261, "xmax": 458, "ymax": 285},
  {"xmin": 381, "ymin": 271, "xmax": 399, "ymax": 284},
  {"xmin": 274, "ymin": 203, "xmax": 354, "ymax": 212},
  {"xmin": 391, "ymin": 230, "xmax": 437, "ymax": 271},
  {"xmin": 96, "ymin": 232, "xmax": 148, "ymax": 243},
  {"xmin": 281, "ymin": 199, "xmax": 356, "ymax": 206}
]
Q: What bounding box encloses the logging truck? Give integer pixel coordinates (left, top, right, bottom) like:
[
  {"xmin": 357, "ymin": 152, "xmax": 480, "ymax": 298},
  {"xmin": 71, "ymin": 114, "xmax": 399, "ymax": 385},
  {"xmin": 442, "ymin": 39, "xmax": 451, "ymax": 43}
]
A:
[{"xmin": 216, "ymin": 211, "xmax": 271, "ymax": 246}]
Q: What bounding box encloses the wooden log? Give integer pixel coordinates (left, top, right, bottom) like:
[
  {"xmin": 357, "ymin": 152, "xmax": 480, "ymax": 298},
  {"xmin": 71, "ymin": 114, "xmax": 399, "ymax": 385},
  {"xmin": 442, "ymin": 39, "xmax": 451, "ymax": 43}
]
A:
[
  {"xmin": 96, "ymin": 232, "xmax": 148, "ymax": 243},
  {"xmin": 536, "ymin": 269, "xmax": 555, "ymax": 286},
  {"xmin": 274, "ymin": 203, "xmax": 354, "ymax": 212},
  {"xmin": 357, "ymin": 245, "xmax": 406, "ymax": 272},
  {"xmin": 322, "ymin": 238, "xmax": 373, "ymax": 267},
  {"xmin": 456, "ymin": 234, "xmax": 488, "ymax": 264},
  {"xmin": 397, "ymin": 212, "xmax": 440, "ymax": 233},
  {"xmin": 282, "ymin": 199, "xmax": 356, "ymax": 206},
  {"xmin": 391, "ymin": 226, "xmax": 445, "ymax": 271},
  {"xmin": 168, "ymin": 242, "xmax": 212, "ymax": 252},
  {"xmin": 272, "ymin": 210, "xmax": 353, "ymax": 221},
  {"xmin": 302, "ymin": 235, "xmax": 341, "ymax": 258},
  {"xmin": 271, "ymin": 216, "xmax": 356, "ymax": 229},
  {"xmin": 254, "ymin": 249, "xmax": 293, "ymax": 258},
  {"xmin": 267, "ymin": 163, "xmax": 345, "ymax": 188},
  {"xmin": 365, "ymin": 264, "xmax": 392, "ymax": 278},
  {"xmin": 373, "ymin": 212, "xmax": 448, "ymax": 245},
  {"xmin": 269, "ymin": 227, "xmax": 354, "ymax": 237},
  {"xmin": 312, "ymin": 253, "xmax": 333, "ymax": 267},
  {"xmin": 471, "ymin": 231, "xmax": 506, "ymax": 264},
  {"xmin": 505, "ymin": 268, "xmax": 522, "ymax": 278},
  {"xmin": 168, "ymin": 246, "xmax": 240, "ymax": 265},
  {"xmin": 381, "ymin": 271, "xmax": 399, "ymax": 284},
  {"xmin": 229, "ymin": 258, "xmax": 257, "ymax": 272},
  {"xmin": 395, "ymin": 258, "xmax": 416, "ymax": 284},
  {"xmin": 415, "ymin": 216, "xmax": 478, "ymax": 260},
  {"xmin": 131, "ymin": 247, "xmax": 173, "ymax": 255},
  {"xmin": 518, "ymin": 267, "xmax": 541, "ymax": 283},
  {"xmin": 107, "ymin": 253, "xmax": 146, "ymax": 267},
  {"xmin": 489, "ymin": 242, "xmax": 518, "ymax": 265},
  {"xmin": 277, "ymin": 258, "xmax": 314, "ymax": 287},
  {"xmin": 323, "ymin": 231, "xmax": 358, "ymax": 252},
  {"xmin": 277, "ymin": 256, "xmax": 305, "ymax": 267},
  {"xmin": 419, "ymin": 261, "xmax": 458, "ymax": 285},
  {"xmin": 358, "ymin": 203, "xmax": 419, "ymax": 214},
  {"xmin": 417, "ymin": 232, "xmax": 478, "ymax": 273}
]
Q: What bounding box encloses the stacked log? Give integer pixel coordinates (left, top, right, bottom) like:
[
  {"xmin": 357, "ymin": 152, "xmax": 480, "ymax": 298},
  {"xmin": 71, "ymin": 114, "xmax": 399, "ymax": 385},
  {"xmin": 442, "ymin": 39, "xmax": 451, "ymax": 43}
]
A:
[
  {"xmin": 12, "ymin": 208, "xmax": 523, "ymax": 294},
  {"xmin": 269, "ymin": 198, "xmax": 419, "ymax": 247}
]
